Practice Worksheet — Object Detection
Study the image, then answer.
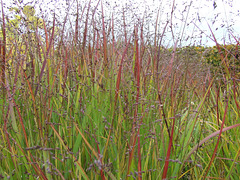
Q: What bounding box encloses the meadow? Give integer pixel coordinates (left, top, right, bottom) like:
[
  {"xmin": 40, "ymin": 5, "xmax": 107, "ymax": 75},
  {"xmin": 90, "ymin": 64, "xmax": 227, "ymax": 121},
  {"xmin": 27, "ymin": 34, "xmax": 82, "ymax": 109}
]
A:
[{"xmin": 0, "ymin": 1, "xmax": 239, "ymax": 179}]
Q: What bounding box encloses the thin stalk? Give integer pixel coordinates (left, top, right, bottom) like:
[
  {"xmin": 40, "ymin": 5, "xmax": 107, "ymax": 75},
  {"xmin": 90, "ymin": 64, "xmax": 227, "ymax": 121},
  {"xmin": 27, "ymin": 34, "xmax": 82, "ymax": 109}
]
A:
[
  {"xmin": 203, "ymin": 97, "xmax": 229, "ymax": 179},
  {"xmin": 1, "ymin": 0, "xmax": 6, "ymax": 90},
  {"xmin": 101, "ymin": 0, "xmax": 108, "ymax": 67}
]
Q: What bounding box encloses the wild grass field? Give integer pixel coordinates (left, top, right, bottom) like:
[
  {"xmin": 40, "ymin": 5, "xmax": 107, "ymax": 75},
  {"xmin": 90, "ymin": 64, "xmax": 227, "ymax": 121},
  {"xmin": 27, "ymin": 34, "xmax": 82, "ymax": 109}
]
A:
[{"xmin": 0, "ymin": 0, "xmax": 239, "ymax": 179}]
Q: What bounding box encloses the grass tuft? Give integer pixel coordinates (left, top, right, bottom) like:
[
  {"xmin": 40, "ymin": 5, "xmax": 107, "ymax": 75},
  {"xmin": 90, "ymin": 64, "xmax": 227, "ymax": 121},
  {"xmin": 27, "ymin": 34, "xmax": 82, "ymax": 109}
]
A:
[{"xmin": 0, "ymin": 0, "xmax": 239, "ymax": 179}]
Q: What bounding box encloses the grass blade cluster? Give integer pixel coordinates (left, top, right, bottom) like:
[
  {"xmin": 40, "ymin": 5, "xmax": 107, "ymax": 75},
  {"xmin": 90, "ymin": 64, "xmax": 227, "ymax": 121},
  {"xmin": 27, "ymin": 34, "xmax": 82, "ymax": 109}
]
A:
[{"xmin": 0, "ymin": 0, "xmax": 239, "ymax": 179}]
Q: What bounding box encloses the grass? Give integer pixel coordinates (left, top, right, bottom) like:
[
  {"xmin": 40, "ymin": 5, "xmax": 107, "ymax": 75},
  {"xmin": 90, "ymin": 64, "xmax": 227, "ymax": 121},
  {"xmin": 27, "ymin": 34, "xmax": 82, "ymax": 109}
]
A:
[{"xmin": 0, "ymin": 0, "xmax": 239, "ymax": 179}]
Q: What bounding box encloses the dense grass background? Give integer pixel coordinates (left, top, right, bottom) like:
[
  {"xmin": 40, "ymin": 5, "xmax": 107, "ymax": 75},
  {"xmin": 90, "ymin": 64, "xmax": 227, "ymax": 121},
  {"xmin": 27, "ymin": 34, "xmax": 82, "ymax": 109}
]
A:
[{"xmin": 0, "ymin": 0, "xmax": 239, "ymax": 179}]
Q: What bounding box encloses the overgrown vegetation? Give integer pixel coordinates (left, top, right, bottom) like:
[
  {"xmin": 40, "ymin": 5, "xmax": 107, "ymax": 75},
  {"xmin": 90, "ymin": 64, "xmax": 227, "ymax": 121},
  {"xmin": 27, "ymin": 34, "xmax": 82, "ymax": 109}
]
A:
[{"xmin": 0, "ymin": 0, "xmax": 239, "ymax": 179}]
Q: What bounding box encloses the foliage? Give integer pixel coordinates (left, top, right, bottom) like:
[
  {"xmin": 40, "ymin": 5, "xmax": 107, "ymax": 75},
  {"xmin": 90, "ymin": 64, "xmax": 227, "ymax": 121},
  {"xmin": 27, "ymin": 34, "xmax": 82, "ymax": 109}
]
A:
[
  {"xmin": 0, "ymin": 1, "xmax": 239, "ymax": 180},
  {"xmin": 9, "ymin": 5, "xmax": 43, "ymax": 30},
  {"xmin": 175, "ymin": 45, "xmax": 240, "ymax": 81},
  {"xmin": 204, "ymin": 44, "xmax": 240, "ymax": 78}
]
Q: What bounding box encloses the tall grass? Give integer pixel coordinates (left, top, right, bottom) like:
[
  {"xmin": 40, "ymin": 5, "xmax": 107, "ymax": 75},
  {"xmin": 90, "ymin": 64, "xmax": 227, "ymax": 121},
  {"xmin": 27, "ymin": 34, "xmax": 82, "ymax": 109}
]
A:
[{"xmin": 0, "ymin": 0, "xmax": 239, "ymax": 179}]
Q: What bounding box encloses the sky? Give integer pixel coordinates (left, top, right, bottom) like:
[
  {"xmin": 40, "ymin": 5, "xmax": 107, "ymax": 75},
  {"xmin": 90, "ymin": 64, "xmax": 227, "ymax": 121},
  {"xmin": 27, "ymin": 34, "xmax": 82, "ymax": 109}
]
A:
[
  {"xmin": 108, "ymin": 0, "xmax": 240, "ymax": 46},
  {"xmin": 2, "ymin": 0, "xmax": 240, "ymax": 47}
]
